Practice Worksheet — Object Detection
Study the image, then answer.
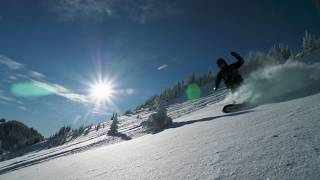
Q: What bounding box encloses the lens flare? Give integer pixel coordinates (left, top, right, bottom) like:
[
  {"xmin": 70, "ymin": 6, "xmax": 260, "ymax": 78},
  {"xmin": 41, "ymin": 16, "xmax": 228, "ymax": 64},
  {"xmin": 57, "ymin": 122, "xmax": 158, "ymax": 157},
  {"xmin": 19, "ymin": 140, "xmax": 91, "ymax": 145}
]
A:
[
  {"xmin": 11, "ymin": 82, "xmax": 56, "ymax": 97},
  {"xmin": 186, "ymin": 83, "xmax": 201, "ymax": 100}
]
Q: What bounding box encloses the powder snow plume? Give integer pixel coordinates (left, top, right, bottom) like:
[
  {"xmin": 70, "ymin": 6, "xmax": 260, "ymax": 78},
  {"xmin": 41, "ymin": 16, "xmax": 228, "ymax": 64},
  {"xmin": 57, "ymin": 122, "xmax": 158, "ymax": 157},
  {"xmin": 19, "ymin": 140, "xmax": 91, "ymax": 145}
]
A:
[{"xmin": 228, "ymin": 60, "xmax": 320, "ymax": 104}]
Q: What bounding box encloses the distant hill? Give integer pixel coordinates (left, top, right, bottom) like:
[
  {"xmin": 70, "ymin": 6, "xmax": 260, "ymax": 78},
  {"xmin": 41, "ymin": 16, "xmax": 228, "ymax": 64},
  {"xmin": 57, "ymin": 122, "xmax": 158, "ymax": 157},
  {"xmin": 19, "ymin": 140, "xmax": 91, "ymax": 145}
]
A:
[{"xmin": 0, "ymin": 120, "xmax": 44, "ymax": 159}]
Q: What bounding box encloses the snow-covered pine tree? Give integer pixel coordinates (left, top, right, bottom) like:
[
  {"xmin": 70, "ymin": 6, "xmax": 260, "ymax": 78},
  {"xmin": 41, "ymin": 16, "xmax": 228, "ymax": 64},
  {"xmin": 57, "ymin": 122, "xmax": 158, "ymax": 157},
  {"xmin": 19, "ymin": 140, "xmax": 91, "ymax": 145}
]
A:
[
  {"xmin": 143, "ymin": 99, "xmax": 172, "ymax": 132},
  {"xmin": 71, "ymin": 126, "xmax": 85, "ymax": 138},
  {"xmin": 48, "ymin": 125, "xmax": 71, "ymax": 147},
  {"xmin": 95, "ymin": 123, "xmax": 101, "ymax": 131},
  {"xmin": 303, "ymin": 31, "xmax": 312, "ymax": 50},
  {"xmin": 108, "ymin": 113, "xmax": 118, "ymax": 136},
  {"xmin": 303, "ymin": 31, "xmax": 320, "ymax": 51},
  {"xmin": 268, "ymin": 44, "xmax": 291, "ymax": 62}
]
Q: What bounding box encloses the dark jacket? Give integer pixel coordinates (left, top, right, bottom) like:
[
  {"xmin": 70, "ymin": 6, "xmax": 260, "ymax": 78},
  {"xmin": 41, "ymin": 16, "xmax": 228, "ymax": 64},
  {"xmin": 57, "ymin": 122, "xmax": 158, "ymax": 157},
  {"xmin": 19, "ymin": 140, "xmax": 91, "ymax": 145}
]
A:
[{"xmin": 215, "ymin": 53, "xmax": 244, "ymax": 91}]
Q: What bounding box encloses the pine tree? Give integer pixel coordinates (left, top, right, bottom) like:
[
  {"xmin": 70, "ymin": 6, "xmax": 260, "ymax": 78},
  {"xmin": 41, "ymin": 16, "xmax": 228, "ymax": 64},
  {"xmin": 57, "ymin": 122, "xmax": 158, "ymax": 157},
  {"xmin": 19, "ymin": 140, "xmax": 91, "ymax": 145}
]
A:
[
  {"xmin": 48, "ymin": 125, "xmax": 71, "ymax": 147},
  {"xmin": 269, "ymin": 44, "xmax": 291, "ymax": 61},
  {"xmin": 108, "ymin": 113, "xmax": 119, "ymax": 136},
  {"xmin": 302, "ymin": 31, "xmax": 320, "ymax": 51},
  {"xmin": 303, "ymin": 31, "xmax": 313, "ymax": 50},
  {"xmin": 188, "ymin": 72, "xmax": 197, "ymax": 84},
  {"xmin": 95, "ymin": 124, "xmax": 101, "ymax": 131}
]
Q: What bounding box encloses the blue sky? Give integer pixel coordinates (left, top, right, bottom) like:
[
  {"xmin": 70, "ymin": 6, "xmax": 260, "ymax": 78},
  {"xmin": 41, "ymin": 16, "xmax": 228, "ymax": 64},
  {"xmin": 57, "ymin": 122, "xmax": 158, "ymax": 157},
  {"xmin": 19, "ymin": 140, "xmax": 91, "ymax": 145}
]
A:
[{"xmin": 1, "ymin": 0, "xmax": 320, "ymax": 137}]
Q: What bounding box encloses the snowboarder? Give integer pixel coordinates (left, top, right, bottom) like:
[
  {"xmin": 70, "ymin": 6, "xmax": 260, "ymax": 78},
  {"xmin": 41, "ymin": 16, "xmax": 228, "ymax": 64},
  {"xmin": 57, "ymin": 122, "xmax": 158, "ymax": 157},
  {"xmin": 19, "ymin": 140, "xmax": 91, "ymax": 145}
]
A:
[{"xmin": 214, "ymin": 52, "xmax": 244, "ymax": 93}]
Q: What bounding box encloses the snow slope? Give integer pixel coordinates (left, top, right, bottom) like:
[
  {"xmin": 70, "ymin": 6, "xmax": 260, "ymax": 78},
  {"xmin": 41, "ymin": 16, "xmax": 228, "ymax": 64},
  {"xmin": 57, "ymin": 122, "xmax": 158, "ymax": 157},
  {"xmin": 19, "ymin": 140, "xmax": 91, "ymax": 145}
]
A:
[{"xmin": 1, "ymin": 89, "xmax": 320, "ymax": 179}]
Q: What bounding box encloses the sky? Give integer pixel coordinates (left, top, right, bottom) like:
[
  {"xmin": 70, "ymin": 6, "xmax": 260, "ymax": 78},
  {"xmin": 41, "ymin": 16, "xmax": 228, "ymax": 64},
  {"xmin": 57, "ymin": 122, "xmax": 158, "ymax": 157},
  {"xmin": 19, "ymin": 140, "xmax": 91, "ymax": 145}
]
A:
[{"xmin": 0, "ymin": 0, "xmax": 320, "ymax": 137}]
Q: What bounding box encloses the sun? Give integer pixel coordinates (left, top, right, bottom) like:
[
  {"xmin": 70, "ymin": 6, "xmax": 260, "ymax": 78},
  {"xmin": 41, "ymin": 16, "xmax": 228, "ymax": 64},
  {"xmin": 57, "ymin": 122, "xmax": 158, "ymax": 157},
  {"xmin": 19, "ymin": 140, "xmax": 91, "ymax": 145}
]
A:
[{"xmin": 89, "ymin": 81, "xmax": 114, "ymax": 102}]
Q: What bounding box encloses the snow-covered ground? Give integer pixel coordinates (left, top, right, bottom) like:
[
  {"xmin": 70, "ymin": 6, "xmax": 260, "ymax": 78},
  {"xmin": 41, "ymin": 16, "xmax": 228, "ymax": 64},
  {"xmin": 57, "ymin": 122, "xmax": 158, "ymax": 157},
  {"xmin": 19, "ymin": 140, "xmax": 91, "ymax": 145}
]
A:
[{"xmin": 1, "ymin": 88, "xmax": 320, "ymax": 179}]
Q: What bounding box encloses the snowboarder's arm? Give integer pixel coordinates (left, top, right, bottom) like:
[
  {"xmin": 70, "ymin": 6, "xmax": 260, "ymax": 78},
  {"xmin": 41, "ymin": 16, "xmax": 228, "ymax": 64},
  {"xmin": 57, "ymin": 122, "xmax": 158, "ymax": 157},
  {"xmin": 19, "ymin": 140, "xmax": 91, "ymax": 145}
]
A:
[
  {"xmin": 215, "ymin": 71, "xmax": 222, "ymax": 90},
  {"xmin": 230, "ymin": 52, "xmax": 244, "ymax": 68}
]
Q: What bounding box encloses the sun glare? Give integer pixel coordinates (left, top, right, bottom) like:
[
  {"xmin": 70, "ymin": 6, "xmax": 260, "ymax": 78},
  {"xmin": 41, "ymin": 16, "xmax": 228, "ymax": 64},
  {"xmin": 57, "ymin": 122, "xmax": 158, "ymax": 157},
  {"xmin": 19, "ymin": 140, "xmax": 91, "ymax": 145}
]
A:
[
  {"xmin": 85, "ymin": 74, "xmax": 119, "ymax": 114},
  {"xmin": 89, "ymin": 81, "xmax": 114, "ymax": 102}
]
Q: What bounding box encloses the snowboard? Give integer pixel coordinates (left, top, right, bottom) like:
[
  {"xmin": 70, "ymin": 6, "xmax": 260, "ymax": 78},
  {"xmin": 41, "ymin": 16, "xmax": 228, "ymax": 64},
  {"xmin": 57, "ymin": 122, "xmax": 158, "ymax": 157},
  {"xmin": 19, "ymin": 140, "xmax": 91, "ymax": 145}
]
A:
[{"xmin": 222, "ymin": 103, "xmax": 254, "ymax": 113}]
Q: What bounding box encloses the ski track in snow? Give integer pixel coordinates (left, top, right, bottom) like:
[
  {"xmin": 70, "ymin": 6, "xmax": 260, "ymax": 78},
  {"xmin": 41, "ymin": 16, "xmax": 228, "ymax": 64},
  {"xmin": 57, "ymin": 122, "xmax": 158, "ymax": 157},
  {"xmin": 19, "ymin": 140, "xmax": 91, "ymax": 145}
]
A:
[{"xmin": 1, "ymin": 90, "xmax": 320, "ymax": 179}]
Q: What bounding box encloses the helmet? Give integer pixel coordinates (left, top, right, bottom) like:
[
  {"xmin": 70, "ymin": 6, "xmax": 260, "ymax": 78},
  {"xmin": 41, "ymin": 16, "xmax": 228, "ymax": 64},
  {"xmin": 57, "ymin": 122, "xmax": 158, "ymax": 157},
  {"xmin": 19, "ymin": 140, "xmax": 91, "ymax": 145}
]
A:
[{"xmin": 216, "ymin": 58, "xmax": 226, "ymax": 65}]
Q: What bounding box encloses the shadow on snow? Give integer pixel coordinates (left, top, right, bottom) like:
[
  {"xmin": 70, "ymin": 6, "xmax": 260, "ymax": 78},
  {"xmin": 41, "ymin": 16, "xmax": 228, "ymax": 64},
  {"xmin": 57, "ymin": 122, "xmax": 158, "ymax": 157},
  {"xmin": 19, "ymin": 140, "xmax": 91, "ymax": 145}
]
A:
[{"xmin": 170, "ymin": 110, "xmax": 254, "ymax": 129}]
